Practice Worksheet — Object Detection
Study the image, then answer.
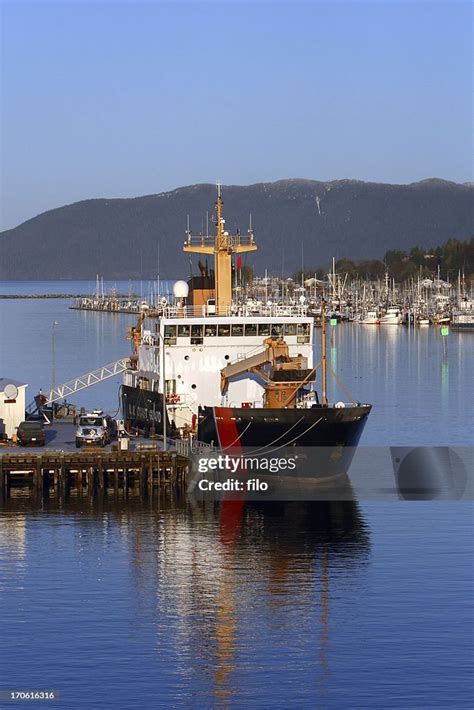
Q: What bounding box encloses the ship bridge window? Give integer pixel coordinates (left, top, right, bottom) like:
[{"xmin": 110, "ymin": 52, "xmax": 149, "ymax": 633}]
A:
[
  {"xmin": 205, "ymin": 324, "xmax": 217, "ymax": 337},
  {"xmin": 231, "ymin": 323, "xmax": 244, "ymax": 336},
  {"xmin": 283, "ymin": 323, "xmax": 297, "ymax": 336},
  {"xmin": 218, "ymin": 324, "xmax": 231, "ymax": 337},
  {"xmin": 191, "ymin": 324, "xmax": 204, "ymax": 345},
  {"xmin": 178, "ymin": 324, "xmax": 190, "ymax": 338},
  {"xmin": 164, "ymin": 324, "xmax": 177, "ymax": 344},
  {"xmin": 244, "ymin": 323, "xmax": 257, "ymax": 336},
  {"xmin": 297, "ymin": 322, "xmax": 311, "ymax": 343},
  {"xmin": 270, "ymin": 324, "xmax": 283, "ymax": 336},
  {"xmin": 258, "ymin": 323, "xmax": 271, "ymax": 336}
]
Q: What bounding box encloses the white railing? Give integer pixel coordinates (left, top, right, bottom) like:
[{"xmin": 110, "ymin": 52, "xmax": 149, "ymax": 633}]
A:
[
  {"xmin": 176, "ymin": 438, "xmax": 216, "ymax": 457},
  {"xmin": 183, "ymin": 233, "xmax": 255, "ymax": 249},
  {"xmin": 155, "ymin": 303, "xmax": 309, "ymax": 320}
]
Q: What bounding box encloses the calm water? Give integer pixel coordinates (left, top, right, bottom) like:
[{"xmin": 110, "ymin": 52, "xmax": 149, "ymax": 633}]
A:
[{"xmin": 0, "ymin": 283, "xmax": 473, "ymax": 708}]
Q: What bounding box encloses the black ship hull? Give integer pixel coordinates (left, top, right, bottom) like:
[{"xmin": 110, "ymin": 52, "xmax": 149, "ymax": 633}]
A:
[
  {"xmin": 199, "ymin": 404, "xmax": 371, "ymax": 449},
  {"xmin": 121, "ymin": 385, "xmax": 169, "ymax": 435},
  {"xmin": 197, "ymin": 404, "xmax": 371, "ymax": 485}
]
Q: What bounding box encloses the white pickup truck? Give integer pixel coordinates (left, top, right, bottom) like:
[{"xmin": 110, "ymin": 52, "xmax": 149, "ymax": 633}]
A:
[{"xmin": 75, "ymin": 410, "xmax": 115, "ymax": 448}]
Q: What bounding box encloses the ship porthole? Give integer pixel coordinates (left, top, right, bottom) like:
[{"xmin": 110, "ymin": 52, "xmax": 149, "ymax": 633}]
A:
[
  {"xmin": 191, "ymin": 384, "xmax": 197, "ymax": 390},
  {"xmin": 224, "ymin": 355, "xmax": 230, "ymax": 360},
  {"xmin": 184, "ymin": 355, "xmax": 189, "ymax": 360}
]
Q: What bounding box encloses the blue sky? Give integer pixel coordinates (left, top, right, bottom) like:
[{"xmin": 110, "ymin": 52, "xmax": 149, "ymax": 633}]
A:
[{"xmin": 1, "ymin": 0, "xmax": 472, "ymax": 229}]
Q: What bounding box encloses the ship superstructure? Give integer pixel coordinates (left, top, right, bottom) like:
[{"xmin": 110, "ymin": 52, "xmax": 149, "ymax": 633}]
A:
[
  {"xmin": 123, "ymin": 313, "xmax": 313, "ymax": 433},
  {"xmin": 122, "ymin": 189, "xmax": 314, "ymax": 435}
]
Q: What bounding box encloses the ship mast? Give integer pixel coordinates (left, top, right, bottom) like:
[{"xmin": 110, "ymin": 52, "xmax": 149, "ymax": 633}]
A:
[{"xmin": 183, "ymin": 185, "xmax": 257, "ymax": 314}]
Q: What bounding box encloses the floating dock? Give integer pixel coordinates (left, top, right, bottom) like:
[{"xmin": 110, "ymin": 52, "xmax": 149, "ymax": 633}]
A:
[{"xmin": 0, "ymin": 449, "xmax": 188, "ymax": 500}]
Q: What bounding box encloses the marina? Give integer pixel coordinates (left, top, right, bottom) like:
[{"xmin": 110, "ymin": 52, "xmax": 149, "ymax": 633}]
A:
[{"xmin": 66, "ymin": 264, "xmax": 474, "ymax": 328}]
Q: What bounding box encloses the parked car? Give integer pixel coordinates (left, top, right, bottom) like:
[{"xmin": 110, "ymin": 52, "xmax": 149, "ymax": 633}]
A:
[
  {"xmin": 75, "ymin": 410, "xmax": 115, "ymax": 448},
  {"xmin": 17, "ymin": 421, "xmax": 46, "ymax": 447}
]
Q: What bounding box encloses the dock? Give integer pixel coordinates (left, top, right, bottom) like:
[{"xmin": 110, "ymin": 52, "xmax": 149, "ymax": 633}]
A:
[
  {"xmin": 69, "ymin": 296, "xmax": 148, "ymax": 314},
  {"xmin": 0, "ymin": 293, "xmax": 134, "ymax": 299},
  {"xmin": 0, "ymin": 449, "xmax": 188, "ymax": 501}
]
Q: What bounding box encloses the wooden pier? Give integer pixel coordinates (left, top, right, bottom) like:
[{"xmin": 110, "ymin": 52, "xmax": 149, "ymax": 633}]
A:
[{"xmin": 0, "ymin": 450, "xmax": 188, "ymax": 501}]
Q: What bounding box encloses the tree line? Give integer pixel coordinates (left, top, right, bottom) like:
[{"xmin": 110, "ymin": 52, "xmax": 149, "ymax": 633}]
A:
[{"xmin": 292, "ymin": 236, "xmax": 474, "ymax": 283}]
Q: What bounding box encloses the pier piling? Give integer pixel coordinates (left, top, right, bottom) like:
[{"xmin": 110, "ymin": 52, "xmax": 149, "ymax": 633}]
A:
[{"xmin": 0, "ymin": 450, "xmax": 188, "ymax": 501}]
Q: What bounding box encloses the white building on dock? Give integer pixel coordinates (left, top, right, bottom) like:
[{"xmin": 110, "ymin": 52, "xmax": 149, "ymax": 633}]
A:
[{"xmin": 0, "ymin": 378, "xmax": 27, "ymax": 440}]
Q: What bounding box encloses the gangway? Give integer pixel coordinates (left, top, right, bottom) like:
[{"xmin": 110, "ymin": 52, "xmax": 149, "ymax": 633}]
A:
[{"xmin": 26, "ymin": 357, "xmax": 130, "ymax": 416}]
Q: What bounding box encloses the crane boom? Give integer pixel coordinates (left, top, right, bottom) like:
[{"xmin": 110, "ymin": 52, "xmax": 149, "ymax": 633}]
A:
[{"xmin": 220, "ymin": 337, "xmax": 314, "ymax": 408}]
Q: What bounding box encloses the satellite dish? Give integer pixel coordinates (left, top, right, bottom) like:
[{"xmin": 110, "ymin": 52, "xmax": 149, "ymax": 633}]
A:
[
  {"xmin": 173, "ymin": 280, "xmax": 189, "ymax": 298},
  {"xmin": 4, "ymin": 383, "xmax": 18, "ymax": 399}
]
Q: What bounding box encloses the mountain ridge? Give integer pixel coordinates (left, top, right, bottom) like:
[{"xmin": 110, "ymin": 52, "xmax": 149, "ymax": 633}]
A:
[{"xmin": 1, "ymin": 178, "xmax": 472, "ymax": 279}]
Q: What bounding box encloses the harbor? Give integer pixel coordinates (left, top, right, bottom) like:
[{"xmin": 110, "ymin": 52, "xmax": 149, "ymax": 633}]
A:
[
  {"xmin": 1, "ymin": 191, "xmax": 471, "ymax": 486},
  {"xmin": 2, "ymin": 0, "xmax": 473, "ymax": 705}
]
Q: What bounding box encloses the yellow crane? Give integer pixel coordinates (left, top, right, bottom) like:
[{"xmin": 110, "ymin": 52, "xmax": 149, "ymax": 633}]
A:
[{"xmin": 220, "ymin": 337, "xmax": 316, "ymax": 409}]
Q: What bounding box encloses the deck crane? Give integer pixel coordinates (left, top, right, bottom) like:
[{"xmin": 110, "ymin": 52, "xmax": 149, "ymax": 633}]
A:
[{"xmin": 220, "ymin": 337, "xmax": 317, "ymax": 409}]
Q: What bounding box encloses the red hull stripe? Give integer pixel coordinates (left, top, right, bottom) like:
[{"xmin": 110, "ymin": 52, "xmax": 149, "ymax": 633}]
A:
[
  {"xmin": 214, "ymin": 407, "xmax": 246, "ymax": 546},
  {"xmin": 214, "ymin": 406, "xmax": 241, "ymax": 451}
]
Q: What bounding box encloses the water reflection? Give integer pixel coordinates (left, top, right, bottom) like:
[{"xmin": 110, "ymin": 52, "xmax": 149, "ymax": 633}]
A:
[
  {"xmin": 1, "ymin": 493, "xmax": 369, "ymax": 705},
  {"xmin": 0, "ymin": 516, "xmax": 27, "ymax": 563}
]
